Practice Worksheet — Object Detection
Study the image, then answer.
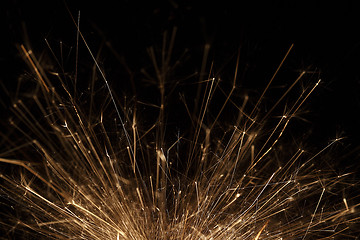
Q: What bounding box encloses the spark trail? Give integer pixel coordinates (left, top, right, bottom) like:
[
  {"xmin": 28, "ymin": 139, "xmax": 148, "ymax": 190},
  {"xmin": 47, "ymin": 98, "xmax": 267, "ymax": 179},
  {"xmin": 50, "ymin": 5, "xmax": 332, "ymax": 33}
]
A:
[{"xmin": 0, "ymin": 24, "xmax": 359, "ymax": 240}]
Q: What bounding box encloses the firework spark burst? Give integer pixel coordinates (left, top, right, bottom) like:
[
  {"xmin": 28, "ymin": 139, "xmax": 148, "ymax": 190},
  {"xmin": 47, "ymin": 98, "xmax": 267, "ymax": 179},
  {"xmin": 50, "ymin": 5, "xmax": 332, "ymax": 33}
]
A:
[{"xmin": 1, "ymin": 14, "xmax": 359, "ymax": 240}]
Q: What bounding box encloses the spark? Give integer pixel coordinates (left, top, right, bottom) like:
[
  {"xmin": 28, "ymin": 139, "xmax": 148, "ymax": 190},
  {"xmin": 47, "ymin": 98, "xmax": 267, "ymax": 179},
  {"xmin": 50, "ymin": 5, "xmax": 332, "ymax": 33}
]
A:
[{"xmin": 1, "ymin": 22, "xmax": 359, "ymax": 240}]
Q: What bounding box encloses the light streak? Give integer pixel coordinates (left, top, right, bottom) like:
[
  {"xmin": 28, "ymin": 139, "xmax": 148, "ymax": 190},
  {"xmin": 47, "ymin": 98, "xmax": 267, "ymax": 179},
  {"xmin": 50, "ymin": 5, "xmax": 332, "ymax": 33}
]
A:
[{"xmin": 0, "ymin": 25, "xmax": 359, "ymax": 240}]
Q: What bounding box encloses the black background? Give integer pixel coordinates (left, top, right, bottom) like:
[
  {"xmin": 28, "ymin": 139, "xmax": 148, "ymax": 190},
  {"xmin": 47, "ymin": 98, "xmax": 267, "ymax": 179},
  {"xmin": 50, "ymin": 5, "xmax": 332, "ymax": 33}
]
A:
[
  {"xmin": 1, "ymin": 1, "xmax": 360, "ymax": 238},
  {"xmin": 2, "ymin": 0, "xmax": 360, "ymax": 165}
]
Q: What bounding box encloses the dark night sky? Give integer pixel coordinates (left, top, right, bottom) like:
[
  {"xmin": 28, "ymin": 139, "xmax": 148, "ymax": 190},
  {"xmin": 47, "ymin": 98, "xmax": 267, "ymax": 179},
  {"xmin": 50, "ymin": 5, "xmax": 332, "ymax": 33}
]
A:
[{"xmin": 2, "ymin": 0, "xmax": 360, "ymax": 159}]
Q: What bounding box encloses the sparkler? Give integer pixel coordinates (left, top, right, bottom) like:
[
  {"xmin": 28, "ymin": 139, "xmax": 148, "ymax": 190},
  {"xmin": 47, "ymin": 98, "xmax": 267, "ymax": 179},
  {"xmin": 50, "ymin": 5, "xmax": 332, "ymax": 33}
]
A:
[{"xmin": 1, "ymin": 17, "xmax": 359, "ymax": 239}]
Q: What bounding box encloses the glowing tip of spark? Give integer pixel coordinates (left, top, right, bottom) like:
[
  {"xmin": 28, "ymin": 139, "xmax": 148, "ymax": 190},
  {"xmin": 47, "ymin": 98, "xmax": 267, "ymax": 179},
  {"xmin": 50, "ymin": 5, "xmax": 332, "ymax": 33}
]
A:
[
  {"xmin": 343, "ymin": 198, "xmax": 349, "ymax": 211},
  {"xmin": 49, "ymin": 71, "xmax": 59, "ymax": 76}
]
